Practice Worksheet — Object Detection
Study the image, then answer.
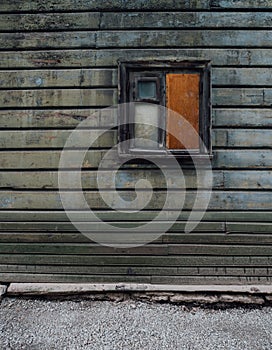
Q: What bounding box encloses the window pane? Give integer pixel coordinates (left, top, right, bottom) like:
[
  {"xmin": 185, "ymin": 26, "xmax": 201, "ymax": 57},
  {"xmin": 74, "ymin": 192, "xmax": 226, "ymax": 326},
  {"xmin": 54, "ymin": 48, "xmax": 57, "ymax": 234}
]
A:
[
  {"xmin": 138, "ymin": 81, "xmax": 157, "ymax": 99},
  {"xmin": 134, "ymin": 103, "xmax": 160, "ymax": 149},
  {"xmin": 166, "ymin": 73, "xmax": 200, "ymax": 150}
]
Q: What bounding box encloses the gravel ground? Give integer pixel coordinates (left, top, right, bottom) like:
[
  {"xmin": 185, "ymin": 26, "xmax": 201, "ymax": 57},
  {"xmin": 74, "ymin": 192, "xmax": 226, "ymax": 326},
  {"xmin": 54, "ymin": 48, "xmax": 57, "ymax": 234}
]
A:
[{"xmin": 0, "ymin": 298, "xmax": 271, "ymax": 350}]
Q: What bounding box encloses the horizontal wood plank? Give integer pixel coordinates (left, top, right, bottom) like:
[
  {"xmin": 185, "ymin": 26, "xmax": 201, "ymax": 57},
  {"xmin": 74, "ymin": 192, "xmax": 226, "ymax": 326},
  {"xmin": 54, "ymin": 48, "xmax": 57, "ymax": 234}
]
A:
[
  {"xmin": 1, "ymin": 264, "xmax": 272, "ymax": 277},
  {"xmin": 0, "ymin": 49, "xmax": 269, "ymax": 68},
  {"xmin": 1, "ymin": 30, "xmax": 272, "ymax": 49},
  {"xmin": 0, "ymin": 0, "xmax": 209, "ymax": 12},
  {"xmin": 213, "ymin": 109, "xmax": 272, "ymax": 127},
  {"xmin": 0, "ymin": 221, "xmax": 225, "ymax": 232},
  {"xmin": 0, "ymin": 211, "xmax": 271, "ymax": 223},
  {"xmin": 0, "ymin": 109, "xmax": 117, "ymax": 129},
  {"xmin": 0, "ymin": 89, "xmax": 117, "ymax": 108},
  {"xmin": 1, "ymin": 88, "xmax": 271, "ymax": 107},
  {"xmin": 1, "ymin": 170, "xmax": 272, "ymax": 190},
  {"xmin": 0, "ymin": 68, "xmax": 271, "ymax": 89},
  {"xmin": 1, "ymin": 12, "xmax": 271, "ymax": 31},
  {"xmin": 214, "ymin": 129, "xmax": 272, "ymax": 148},
  {"xmin": 1, "ymin": 150, "xmax": 272, "ymax": 169},
  {"xmin": 0, "ymin": 0, "xmax": 270, "ymax": 12},
  {"xmin": 0, "ymin": 69, "xmax": 117, "ymax": 88},
  {"xmin": 1, "ymin": 190, "xmax": 272, "ymax": 210},
  {"xmin": 0, "ymin": 130, "xmax": 116, "ymax": 149},
  {"xmin": 0, "ymin": 254, "xmax": 270, "ymax": 267},
  {"xmin": 1, "ymin": 232, "xmax": 272, "ymax": 245}
]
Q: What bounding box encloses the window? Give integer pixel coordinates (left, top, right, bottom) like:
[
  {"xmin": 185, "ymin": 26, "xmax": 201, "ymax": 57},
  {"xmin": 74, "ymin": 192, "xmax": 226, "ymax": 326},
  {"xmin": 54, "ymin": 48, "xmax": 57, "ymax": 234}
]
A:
[{"xmin": 118, "ymin": 60, "xmax": 211, "ymax": 160}]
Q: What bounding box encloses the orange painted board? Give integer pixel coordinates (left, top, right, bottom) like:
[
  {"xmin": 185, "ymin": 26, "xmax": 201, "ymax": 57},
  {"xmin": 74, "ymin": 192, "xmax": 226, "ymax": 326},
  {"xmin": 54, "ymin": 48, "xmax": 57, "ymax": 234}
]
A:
[{"xmin": 166, "ymin": 73, "xmax": 200, "ymax": 150}]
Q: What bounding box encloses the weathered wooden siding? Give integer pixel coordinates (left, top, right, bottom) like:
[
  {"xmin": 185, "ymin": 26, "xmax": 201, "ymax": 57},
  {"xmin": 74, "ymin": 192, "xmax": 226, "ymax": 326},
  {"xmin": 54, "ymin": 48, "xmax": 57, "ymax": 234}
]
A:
[{"xmin": 0, "ymin": 0, "xmax": 272, "ymax": 284}]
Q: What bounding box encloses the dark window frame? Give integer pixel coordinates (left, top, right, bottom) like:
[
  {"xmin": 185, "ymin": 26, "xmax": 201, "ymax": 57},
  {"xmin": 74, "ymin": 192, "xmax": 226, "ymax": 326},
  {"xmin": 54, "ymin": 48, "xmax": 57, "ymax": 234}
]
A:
[{"xmin": 118, "ymin": 60, "xmax": 212, "ymax": 161}]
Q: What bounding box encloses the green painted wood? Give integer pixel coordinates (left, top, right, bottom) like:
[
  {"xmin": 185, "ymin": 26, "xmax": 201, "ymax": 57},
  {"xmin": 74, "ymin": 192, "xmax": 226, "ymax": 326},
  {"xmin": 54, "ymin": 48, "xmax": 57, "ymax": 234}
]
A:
[
  {"xmin": 151, "ymin": 275, "xmax": 272, "ymax": 285},
  {"xmin": 0, "ymin": 109, "xmax": 117, "ymax": 129},
  {"xmin": 1, "ymin": 170, "xmax": 272, "ymax": 190},
  {"xmin": 1, "ymin": 12, "xmax": 272, "ymax": 31},
  {"xmin": 7, "ymin": 242, "xmax": 272, "ymax": 256},
  {"xmin": 1, "ymin": 88, "xmax": 270, "ymax": 108},
  {"xmin": 213, "ymin": 68, "xmax": 272, "ymax": 86},
  {"xmin": 0, "ymin": 0, "xmax": 270, "ymax": 12},
  {"xmin": 0, "ymin": 49, "xmax": 268, "ymax": 69},
  {"xmin": 0, "ymin": 221, "xmax": 225, "ymax": 232},
  {"xmin": 0, "ymin": 69, "xmax": 117, "ymax": 89},
  {"xmin": 211, "ymin": 0, "xmax": 272, "ymax": 9},
  {"xmin": 214, "ymin": 150, "xmax": 272, "ymax": 169},
  {"xmin": 2, "ymin": 150, "xmax": 272, "ymax": 170},
  {"xmin": 0, "ymin": 150, "xmax": 111, "ymax": 169},
  {"xmin": 2, "ymin": 30, "xmax": 269, "ymax": 49},
  {"xmin": 214, "ymin": 129, "xmax": 272, "ymax": 148},
  {"xmin": 0, "ymin": 0, "xmax": 210, "ymax": 12},
  {"xmin": 0, "ymin": 89, "xmax": 117, "ymax": 108},
  {"xmin": 1, "ymin": 190, "xmax": 272, "ymax": 210},
  {"xmin": 3, "ymin": 273, "xmax": 268, "ymax": 284},
  {"xmin": 213, "ymin": 88, "xmax": 272, "ymax": 106},
  {"xmin": 0, "ymin": 264, "xmax": 271, "ymax": 277},
  {"xmin": 0, "ymin": 169, "xmax": 224, "ymax": 190},
  {"xmin": 0, "ymin": 108, "xmax": 270, "ymax": 129},
  {"xmin": 0, "ymin": 254, "xmax": 270, "ymax": 267},
  {"xmin": 213, "ymin": 109, "xmax": 272, "ymax": 127},
  {"xmin": 1, "ymin": 232, "xmax": 272, "ymax": 245},
  {"xmin": 0, "ymin": 211, "xmax": 272, "ymax": 223},
  {"xmin": 1, "ymin": 68, "xmax": 272, "ymax": 89},
  {"xmin": 0, "ymin": 130, "xmax": 116, "ymax": 149}
]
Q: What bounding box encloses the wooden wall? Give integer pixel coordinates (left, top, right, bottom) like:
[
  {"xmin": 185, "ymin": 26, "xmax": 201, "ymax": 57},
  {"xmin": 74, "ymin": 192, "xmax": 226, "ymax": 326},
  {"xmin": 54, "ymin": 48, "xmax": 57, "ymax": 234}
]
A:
[{"xmin": 0, "ymin": 0, "xmax": 272, "ymax": 285}]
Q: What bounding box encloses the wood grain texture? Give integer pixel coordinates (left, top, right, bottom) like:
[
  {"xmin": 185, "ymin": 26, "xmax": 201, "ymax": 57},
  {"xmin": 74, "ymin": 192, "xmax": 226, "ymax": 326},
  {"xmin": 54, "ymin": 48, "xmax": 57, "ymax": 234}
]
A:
[
  {"xmin": 1, "ymin": 12, "xmax": 271, "ymax": 31},
  {"xmin": 166, "ymin": 73, "xmax": 200, "ymax": 150},
  {"xmin": 0, "ymin": 30, "xmax": 272, "ymax": 49},
  {"xmin": 0, "ymin": 0, "xmax": 270, "ymax": 12},
  {"xmin": 1, "ymin": 190, "xmax": 272, "ymax": 210},
  {"xmin": 0, "ymin": 49, "xmax": 267, "ymax": 68}
]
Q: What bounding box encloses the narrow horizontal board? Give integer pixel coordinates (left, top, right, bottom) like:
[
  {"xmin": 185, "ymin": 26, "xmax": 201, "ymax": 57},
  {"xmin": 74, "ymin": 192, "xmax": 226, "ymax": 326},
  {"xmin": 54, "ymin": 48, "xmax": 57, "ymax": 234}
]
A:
[
  {"xmin": 1, "ymin": 232, "xmax": 272, "ymax": 245},
  {"xmin": 1, "ymin": 88, "xmax": 270, "ymax": 108},
  {"xmin": 213, "ymin": 68, "xmax": 272, "ymax": 86},
  {"xmin": 1, "ymin": 190, "xmax": 272, "ymax": 210},
  {"xmin": 0, "ymin": 69, "xmax": 117, "ymax": 89},
  {"xmin": 0, "ymin": 130, "xmax": 116, "ymax": 149},
  {"xmin": 0, "ymin": 0, "xmax": 210, "ymax": 12},
  {"xmin": 213, "ymin": 88, "xmax": 272, "ymax": 106},
  {"xmin": 0, "ymin": 49, "xmax": 269, "ymax": 69},
  {"xmin": 1, "ymin": 12, "xmax": 271, "ymax": 31},
  {"xmin": 0, "ymin": 242, "xmax": 271, "ymax": 256},
  {"xmin": 0, "ymin": 89, "xmax": 117, "ymax": 108},
  {"xmin": 0, "ymin": 169, "xmax": 223, "ymax": 190},
  {"xmin": 213, "ymin": 129, "xmax": 272, "ymax": 148},
  {"xmin": 0, "ymin": 221, "xmax": 225, "ymax": 232},
  {"xmin": 1, "ymin": 150, "xmax": 272, "ymax": 169},
  {"xmin": 1, "ymin": 30, "xmax": 272, "ymax": 50},
  {"xmin": 214, "ymin": 150, "xmax": 272, "ymax": 169},
  {"xmin": 2, "ymin": 273, "xmax": 268, "ymax": 284},
  {"xmin": 0, "ymin": 254, "xmax": 270, "ymax": 266},
  {"xmin": 100, "ymin": 12, "xmax": 272, "ymax": 29},
  {"xmin": 0, "ymin": 0, "xmax": 270, "ymax": 12},
  {"xmin": 1, "ymin": 170, "xmax": 272, "ymax": 190},
  {"xmin": 1, "ymin": 68, "xmax": 271, "ymax": 89},
  {"xmin": 0, "ymin": 109, "xmax": 117, "ymax": 129},
  {"xmin": 213, "ymin": 109, "xmax": 272, "ymax": 127},
  {"xmin": 0, "ymin": 211, "xmax": 272, "ymax": 223},
  {"xmin": 0, "ymin": 264, "xmax": 271, "ymax": 277}
]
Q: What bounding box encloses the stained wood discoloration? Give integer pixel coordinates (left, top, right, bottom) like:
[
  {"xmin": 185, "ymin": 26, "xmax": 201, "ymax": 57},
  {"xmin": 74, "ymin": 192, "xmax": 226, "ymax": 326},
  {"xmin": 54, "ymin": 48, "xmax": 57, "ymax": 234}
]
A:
[{"xmin": 0, "ymin": 1, "xmax": 272, "ymax": 285}]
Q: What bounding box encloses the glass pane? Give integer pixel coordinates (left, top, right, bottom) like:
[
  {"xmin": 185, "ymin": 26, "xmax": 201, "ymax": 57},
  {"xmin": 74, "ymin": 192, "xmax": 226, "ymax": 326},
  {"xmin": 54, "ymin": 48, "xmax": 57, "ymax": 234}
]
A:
[
  {"xmin": 138, "ymin": 81, "xmax": 157, "ymax": 99},
  {"xmin": 134, "ymin": 103, "xmax": 160, "ymax": 149}
]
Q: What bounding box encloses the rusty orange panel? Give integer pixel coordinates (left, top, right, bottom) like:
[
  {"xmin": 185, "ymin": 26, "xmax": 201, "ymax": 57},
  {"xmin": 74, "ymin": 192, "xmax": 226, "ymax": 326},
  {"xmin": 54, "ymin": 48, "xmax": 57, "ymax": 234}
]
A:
[{"xmin": 166, "ymin": 73, "xmax": 200, "ymax": 150}]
